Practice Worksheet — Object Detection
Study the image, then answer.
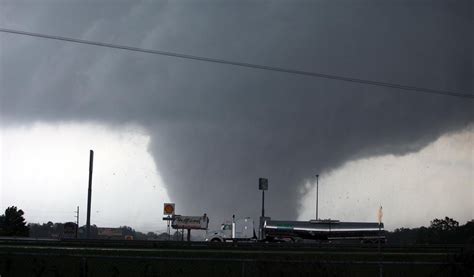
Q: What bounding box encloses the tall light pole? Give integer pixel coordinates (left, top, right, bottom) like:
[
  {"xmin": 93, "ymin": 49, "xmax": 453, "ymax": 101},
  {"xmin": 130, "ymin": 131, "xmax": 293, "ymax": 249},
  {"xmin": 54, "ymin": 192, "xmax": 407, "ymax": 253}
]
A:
[
  {"xmin": 86, "ymin": 150, "xmax": 94, "ymax": 239},
  {"xmin": 258, "ymin": 178, "xmax": 268, "ymax": 240},
  {"xmin": 315, "ymin": 174, "xmax": 319, "ymax": 220}
]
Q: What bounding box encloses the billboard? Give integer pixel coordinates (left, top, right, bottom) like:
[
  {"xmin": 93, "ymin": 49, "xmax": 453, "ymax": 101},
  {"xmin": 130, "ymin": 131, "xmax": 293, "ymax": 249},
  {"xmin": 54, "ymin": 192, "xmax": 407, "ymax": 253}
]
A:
[
  {"xmin": 98, "ymin": 228, "xmax": 123, "ymax": 237},
  {"xmin": 172, "ymin": 215, "xmax": 209, "ymax": 230},
  {"xmin": 63, "ymin": 222, "xmax": 77, "ymax": 238}
]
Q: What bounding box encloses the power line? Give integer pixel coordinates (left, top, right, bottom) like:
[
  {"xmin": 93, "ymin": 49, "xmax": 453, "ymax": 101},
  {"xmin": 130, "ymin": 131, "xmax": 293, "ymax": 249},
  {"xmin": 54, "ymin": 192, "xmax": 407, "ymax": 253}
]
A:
[{"xmin": 0, "ymin": 27, "xmax": 472, "ymax": 99}]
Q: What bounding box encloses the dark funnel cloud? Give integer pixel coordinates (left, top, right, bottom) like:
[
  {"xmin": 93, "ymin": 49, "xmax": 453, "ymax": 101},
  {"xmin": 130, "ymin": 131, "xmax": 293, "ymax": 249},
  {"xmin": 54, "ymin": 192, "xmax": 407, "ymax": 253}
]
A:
[{"xmin": 1, "ymin": 0, "xmax": 472, "ymax": 224}]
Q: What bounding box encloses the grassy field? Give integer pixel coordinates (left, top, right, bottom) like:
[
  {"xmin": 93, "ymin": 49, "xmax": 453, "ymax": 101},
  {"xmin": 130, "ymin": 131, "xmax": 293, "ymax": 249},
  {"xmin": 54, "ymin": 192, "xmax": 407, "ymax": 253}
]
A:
[{"xmin": 0, "ymin": 240, "xmax": 472, "ymax": 276}]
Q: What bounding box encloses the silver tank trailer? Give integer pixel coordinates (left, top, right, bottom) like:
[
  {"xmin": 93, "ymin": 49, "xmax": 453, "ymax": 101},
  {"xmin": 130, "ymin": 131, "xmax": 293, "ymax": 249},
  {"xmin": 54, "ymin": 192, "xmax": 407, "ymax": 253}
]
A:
[{"xmin": 263, "ymin": 219, "xmax": 384, "ymax": 241}]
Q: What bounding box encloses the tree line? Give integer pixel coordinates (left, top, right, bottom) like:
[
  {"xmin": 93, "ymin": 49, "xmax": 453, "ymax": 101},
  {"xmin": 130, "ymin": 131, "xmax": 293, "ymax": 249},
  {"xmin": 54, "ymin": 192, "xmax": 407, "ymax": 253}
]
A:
[
  {"xmin": 0, "ymin": 206, "xmax": 185, "ymax": 240},
  {"xmin": 1, "ymin": 206, "xmax": 473, "ymax": 243},
  {"xmin": 28, "ymin": 222, "xmax": 179, "ymax": 240},
  {"xmin": 386, "ymin": 217, "xmax": 474, "ymax": 244}
]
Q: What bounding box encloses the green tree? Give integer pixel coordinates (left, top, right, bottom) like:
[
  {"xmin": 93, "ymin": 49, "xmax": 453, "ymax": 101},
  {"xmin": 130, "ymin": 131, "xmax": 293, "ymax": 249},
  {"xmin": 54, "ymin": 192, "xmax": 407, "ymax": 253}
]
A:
[
  {"xmin": 430, "ymin": 217, "xmax": 459, "ymax": 231},
  {"xmin": 146, "ymin": 231, "xmax": 160, "ymax": 240},
  {"xmin": 0, "ymin": 206, "xmax": 29, "ymax": 237}
]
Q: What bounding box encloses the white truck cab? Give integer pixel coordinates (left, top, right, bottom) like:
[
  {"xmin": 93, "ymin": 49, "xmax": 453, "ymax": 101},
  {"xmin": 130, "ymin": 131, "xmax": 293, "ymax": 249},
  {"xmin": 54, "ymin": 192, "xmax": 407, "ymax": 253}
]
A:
[{"xmin": 205, "ymin": 217, "xmax": 256, "ymax": 242}]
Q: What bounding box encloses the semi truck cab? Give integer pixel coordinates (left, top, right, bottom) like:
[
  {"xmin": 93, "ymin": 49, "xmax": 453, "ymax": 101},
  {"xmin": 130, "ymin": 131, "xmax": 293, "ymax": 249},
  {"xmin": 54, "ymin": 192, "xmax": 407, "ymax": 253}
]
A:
[{"xmin": 205, "ymin": 217, "xmax": 256, "ymax": 242}]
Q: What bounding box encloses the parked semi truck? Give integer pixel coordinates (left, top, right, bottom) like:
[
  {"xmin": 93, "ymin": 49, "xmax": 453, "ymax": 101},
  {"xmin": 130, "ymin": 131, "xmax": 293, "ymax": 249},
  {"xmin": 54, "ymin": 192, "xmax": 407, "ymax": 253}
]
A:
[
  {"xmin": 206, "ymin": 217, "xmax": 256, "ymax": 242},
  {"xmin": 205, "ymin": 216, "xmax": 384, "ymax": 243}
]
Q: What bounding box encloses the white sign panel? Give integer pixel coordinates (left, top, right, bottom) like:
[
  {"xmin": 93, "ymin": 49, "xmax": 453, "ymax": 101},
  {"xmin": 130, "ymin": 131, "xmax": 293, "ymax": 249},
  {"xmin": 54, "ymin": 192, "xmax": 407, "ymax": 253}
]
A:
[
  {"xmin": 172, "ymin": 215, "xmax": 209, "ymax": 230},
  {"xmin": 98, "ymin": 228, "xmax": 123, "ymax": 237}
]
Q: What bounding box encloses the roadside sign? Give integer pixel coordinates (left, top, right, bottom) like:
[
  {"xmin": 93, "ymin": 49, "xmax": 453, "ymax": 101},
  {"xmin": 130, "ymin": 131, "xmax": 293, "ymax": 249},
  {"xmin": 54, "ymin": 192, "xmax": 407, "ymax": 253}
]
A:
[
  {"xmin": 98, "ymin": 228, "xmax": 123, "ymax": 238},
  {"xmin": 171, "ymin": 215, "xmax": 209, "ymax": 230},
  {"xmin": 63, "ymin": 222, "xmax": 77, "ymax": 238},
  {"xmin": 259, "ymin": 178, "xmax": 268, "ymax": 190},
  {"xmin": 163, "ymin": 203, "xmax": 175, "ymax": 215}
]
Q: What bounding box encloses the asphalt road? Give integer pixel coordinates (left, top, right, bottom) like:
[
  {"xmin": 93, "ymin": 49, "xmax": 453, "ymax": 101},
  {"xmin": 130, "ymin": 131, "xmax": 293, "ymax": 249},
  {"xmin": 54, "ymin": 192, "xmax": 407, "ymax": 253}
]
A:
[{"xmin": 0, "ymin": 238, "xmax": 472, "ymax": 277}]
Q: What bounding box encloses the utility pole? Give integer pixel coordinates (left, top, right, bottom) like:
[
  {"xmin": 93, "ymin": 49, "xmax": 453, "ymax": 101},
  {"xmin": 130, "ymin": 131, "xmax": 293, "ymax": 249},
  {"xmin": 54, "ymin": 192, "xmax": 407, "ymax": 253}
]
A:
[
  {"xmin": 315, "ymin": 174, "xmax": 319, "ymax": 220},
  {"xmin": 86, "ymin": 150, "xmax": 94, "ymax": 239},
  {"xmin": 74, "ymin": 206, "xmax": 79, "ymax": 239},
  {"xmin": 378, "ymin": 205, "xmax": 384, "ymax": 277}
]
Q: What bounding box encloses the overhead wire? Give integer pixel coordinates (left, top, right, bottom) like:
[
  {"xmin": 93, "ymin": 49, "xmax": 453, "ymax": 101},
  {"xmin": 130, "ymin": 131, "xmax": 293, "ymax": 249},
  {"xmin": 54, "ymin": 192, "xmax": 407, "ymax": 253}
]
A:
[{"xmin": 0, "ymin": 28, "xmax": 472, "ymax": 99}]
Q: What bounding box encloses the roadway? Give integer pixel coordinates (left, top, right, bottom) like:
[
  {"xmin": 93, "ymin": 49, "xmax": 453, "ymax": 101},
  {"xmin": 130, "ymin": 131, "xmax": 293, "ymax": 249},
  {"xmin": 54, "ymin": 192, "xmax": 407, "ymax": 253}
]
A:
[{"xmin": 0, "ymin": 238, "xmax": 472, "ymax": 276}]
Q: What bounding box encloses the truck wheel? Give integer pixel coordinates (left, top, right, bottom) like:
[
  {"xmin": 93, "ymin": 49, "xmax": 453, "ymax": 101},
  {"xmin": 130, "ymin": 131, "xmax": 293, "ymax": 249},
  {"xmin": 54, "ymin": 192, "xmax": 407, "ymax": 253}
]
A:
[{"xmin": 211, "ymin": 238, "xmax": 221, "ymax": 242}]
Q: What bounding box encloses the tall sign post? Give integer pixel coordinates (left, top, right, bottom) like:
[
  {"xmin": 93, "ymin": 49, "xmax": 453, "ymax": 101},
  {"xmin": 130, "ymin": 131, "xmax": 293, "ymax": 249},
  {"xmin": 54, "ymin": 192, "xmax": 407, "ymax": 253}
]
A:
[
  {"xmin": 163, "ymin": 203, "xmax": 175, "ymax": 240},
  {"xmin": 259, "ymin": 178, "xmax": 268, "ymax": 217},
  {"xmin": 258, "ymin": 178, "xmax": 268, "ymax": 240}
]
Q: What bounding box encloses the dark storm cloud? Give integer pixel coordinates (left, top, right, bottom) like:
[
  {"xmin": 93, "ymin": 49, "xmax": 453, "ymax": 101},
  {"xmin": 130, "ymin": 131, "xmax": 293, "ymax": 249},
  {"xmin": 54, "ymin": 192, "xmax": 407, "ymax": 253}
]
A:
[{"xmin": 1, "ymin": 0, "xmax": 472, "ymax": 222}]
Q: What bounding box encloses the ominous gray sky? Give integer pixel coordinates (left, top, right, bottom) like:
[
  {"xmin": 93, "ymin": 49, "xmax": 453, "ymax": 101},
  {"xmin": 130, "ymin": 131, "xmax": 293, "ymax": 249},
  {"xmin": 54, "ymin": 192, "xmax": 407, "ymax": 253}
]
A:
[{"xmin": 1, "ymin": 0, "xmax": 473, "ymax": 229}]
